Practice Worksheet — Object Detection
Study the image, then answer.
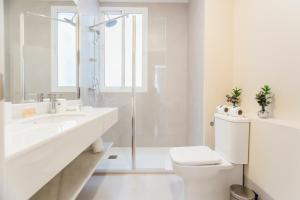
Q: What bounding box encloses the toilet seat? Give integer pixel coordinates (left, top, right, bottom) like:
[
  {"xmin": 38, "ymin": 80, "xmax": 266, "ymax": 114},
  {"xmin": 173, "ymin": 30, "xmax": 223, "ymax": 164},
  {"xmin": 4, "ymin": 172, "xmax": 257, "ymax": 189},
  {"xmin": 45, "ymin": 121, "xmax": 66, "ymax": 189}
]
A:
[{"xmin": 170, "ymin": 146, "xmax": 222, "ymax": 166}]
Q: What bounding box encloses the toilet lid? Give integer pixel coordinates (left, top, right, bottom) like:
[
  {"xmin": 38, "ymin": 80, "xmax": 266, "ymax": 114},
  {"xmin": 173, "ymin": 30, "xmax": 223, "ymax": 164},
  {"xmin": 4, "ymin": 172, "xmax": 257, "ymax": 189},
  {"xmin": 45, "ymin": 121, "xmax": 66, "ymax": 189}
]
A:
[{"xmin": 170, "ymin": 146, "xmax": 222, "ymax": 166}]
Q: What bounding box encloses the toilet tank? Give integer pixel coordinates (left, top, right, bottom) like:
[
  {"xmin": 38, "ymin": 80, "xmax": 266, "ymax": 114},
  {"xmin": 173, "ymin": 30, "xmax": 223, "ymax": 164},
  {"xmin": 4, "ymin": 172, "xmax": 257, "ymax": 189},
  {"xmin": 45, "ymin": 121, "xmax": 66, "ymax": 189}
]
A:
[{"xmin": 214, "ymin": 113, "xmax": 250, "ymax": 164}]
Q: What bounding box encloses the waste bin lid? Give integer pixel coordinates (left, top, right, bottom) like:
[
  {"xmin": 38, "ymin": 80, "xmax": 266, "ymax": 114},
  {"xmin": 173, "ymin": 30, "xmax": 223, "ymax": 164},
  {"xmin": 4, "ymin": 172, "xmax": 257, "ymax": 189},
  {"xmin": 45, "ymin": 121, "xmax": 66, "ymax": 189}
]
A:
[{"xmin": 230, "ymin": 185, "xmax": 256, "ymax": 200}]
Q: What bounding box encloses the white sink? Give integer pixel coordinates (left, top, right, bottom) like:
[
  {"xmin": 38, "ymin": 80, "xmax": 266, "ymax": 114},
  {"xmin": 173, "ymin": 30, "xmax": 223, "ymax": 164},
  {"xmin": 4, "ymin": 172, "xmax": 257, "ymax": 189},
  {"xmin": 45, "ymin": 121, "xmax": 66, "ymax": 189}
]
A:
[{"xmin": 21, "ymin": 113, "xmax": 87, "ymax": 125}]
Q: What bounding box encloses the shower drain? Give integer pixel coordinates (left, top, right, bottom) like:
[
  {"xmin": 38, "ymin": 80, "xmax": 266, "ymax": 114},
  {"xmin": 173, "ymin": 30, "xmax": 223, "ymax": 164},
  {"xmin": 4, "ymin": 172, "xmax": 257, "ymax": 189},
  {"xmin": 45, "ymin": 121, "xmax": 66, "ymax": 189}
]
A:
[{"xmin": 108, "ymin": 155, "xmax": 118, "ymax": 159}]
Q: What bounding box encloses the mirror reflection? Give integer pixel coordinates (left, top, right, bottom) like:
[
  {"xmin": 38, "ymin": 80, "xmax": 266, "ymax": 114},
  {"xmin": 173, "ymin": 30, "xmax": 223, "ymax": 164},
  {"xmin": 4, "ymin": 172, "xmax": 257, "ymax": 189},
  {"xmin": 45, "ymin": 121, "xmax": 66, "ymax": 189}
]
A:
[{"xmin": 4, "ymin": 0, "xmax": 78, "ymax": 103}]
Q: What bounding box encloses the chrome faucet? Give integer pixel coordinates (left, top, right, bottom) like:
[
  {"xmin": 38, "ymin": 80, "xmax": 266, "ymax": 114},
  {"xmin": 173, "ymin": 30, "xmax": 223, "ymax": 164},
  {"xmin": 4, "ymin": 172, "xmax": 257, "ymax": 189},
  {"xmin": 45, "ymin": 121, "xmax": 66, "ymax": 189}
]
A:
[
  {"xmin": 48, "ymin": 93, "xmax": 57, "ymax": 114},
  {"xmin": 37, "ymin": 93, "xmax": 44, "ymax": 102}
]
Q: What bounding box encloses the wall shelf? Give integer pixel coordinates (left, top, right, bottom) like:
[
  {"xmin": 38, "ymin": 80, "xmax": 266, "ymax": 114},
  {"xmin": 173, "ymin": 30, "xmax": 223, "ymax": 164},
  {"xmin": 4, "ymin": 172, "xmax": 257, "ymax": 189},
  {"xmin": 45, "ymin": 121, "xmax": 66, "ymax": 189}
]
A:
[
  {"xmin": 30, "ymin": 142, "xmax": 113, "ymax": 200},
  {"xmin": 249, "ymin": 115, "xmax": 300, "ymax": 130}
]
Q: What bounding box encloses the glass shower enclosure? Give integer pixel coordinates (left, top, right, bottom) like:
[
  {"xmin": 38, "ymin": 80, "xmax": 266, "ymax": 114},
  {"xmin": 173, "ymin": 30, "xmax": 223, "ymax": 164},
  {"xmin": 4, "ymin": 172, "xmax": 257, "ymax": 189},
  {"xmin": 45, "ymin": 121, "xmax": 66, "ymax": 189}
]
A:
[{"xmin": 80, "ymin": 4, "xmax": 188, "ymax": 172}]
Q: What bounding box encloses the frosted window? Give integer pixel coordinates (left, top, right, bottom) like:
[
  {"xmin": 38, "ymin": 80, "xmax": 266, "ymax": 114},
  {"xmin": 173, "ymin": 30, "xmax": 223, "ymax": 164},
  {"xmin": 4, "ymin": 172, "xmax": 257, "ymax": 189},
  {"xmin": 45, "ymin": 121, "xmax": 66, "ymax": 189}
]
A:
[
  {"xmin": 102, "ymin": 10, "xmax": 147, "ymax": 92},
  {"xmin": 124, "ymin": 14, "xmax": 143, "ymax": 87},
  {"xmin": 104, "ymin": 14, "xmax": 123, "ymax": 87},
  {"xmin": 124, "ymin": 15, "xmax": 133, "ymax": 87},
  {"xmin": 57, "ymin": 12, "xmax": 76, "ymax": 87}
]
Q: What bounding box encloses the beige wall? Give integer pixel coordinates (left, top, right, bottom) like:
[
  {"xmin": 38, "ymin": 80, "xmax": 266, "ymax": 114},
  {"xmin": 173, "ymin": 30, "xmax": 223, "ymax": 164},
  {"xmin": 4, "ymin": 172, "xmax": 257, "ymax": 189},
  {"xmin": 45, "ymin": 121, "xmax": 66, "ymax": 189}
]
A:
[
  {"xmin": 188, "ymin": 0, "xmax": 235, "ymax": 148},
  {"xmin": 187, "ymin": 0, "xmax": 204, "ymax": 145},
  {"xmin": 194, "ymin": 0, "xmax": 300, "ymax": 198},
  {"xmin": 0, "ymin": 0, "xmax": 4, "ymax": 198},
  {"xmin": 203, "ymin": 0, "xmax": 235, "ymax": 148},
  {"xmin": 233, "ymin": 0, "xmax": 300, "ymax": 199},
  {"xmin": 0, "ymin": 0, "xmax": 4, "ymax": 74},
  {"xmin": 234, "ymin": 0, "xmax": 300, "ymax": 122},
  {"xmin": 245, "ymin": 119, "xmax": 300, "ymax": 200}
]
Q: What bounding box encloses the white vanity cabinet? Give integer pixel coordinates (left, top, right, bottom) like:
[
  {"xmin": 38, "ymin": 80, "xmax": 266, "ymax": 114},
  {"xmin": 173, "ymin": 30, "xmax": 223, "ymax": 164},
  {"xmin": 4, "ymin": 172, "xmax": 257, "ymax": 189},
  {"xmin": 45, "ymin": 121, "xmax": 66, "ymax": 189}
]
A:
[{"xmin": 5, "ymin": 107, "xmax": 118, "ymax": 200}]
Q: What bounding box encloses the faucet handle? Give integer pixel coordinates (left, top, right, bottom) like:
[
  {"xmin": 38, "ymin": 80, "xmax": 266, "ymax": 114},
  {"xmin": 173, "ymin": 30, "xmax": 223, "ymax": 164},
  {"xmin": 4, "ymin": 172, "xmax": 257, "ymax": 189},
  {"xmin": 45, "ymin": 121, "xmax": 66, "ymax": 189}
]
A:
[
  {"xmin": 48, "ymin": 93, "xmax": 58, "ymax": 114},
  {"xmin": 48, "ymin": 93, "xmax": 57, "ymax": 99},
  {"xmin": 48, "ymin": 93, "xmax": 58, "ymax": 105},
  {"xmin": 37, "ymin": 93, "xmax": 44, "ymax": 102}
]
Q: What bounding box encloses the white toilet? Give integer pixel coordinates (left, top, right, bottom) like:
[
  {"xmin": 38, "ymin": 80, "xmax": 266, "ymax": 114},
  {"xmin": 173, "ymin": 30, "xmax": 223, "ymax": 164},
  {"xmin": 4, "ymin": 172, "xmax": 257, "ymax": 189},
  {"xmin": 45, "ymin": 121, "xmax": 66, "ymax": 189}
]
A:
[{"xmin": 170, "ymin": 113, "xmax": 250, "ymax": 200}]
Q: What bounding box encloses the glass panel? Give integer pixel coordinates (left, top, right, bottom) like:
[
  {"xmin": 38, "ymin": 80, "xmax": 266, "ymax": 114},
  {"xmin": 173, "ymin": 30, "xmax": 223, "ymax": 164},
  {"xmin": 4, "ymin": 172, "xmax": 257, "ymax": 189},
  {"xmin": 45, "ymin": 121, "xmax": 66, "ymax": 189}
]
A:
[
  {"xmin": 57, "ymin": 12, "xmax": 76, "ymax": 87},
  {"xmin": 135, "ymin": 14, "xmax": 143, "ymax": 88},
  {"xmin": 104, "ymin": 14, "xmax": 123, "ymax": 88},
  {"xmin": 124, "ymin": 15, "xmax": 133, "ymax": 87},
  {"xmin": 92, "ymin": 7, "xmax": 189, "ymax": 172},
  {"xmin": 85, "ymin": 14, "xmax": 134, "ymax": 171},
  {"xmin": 125, "ymin": 14, "xmax": 143, "ymax": 88},
  {"xmin": 135, "ymin": 15, "xmax": 187, "ymax": 170}
]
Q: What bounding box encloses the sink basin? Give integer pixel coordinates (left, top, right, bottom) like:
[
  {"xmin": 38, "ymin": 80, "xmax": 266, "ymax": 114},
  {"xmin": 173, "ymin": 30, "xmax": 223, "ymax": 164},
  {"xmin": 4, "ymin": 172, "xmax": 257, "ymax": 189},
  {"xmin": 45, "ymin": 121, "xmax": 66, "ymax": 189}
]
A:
[{"xmin": 22, "ymin": 113, "xmax": 87, "ymax": 125}]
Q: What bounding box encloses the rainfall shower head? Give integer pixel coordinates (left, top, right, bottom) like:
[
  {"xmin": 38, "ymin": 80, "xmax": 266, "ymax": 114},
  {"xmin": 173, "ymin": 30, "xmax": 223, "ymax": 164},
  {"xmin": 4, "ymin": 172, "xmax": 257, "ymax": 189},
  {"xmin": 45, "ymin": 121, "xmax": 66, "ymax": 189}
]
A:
[
  {"xmin": 105, "ymin": 19, "xmax": 118, "ymax": 28},
  {"xmin": 89, "ymin": 14, "xmax": 128, "ymax": 29}
]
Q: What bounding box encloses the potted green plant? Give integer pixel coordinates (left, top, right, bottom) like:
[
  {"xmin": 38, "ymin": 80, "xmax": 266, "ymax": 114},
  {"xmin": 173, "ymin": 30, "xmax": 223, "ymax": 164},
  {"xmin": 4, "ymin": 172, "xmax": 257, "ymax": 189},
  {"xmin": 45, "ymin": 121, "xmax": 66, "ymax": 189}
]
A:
[
  {"xmin": 226, "ymin": 87, "xmax": 242, "ymax": 107},
  {"xmin": 255, "ymin": 85, "xmax": 272, "ymax": 118}
]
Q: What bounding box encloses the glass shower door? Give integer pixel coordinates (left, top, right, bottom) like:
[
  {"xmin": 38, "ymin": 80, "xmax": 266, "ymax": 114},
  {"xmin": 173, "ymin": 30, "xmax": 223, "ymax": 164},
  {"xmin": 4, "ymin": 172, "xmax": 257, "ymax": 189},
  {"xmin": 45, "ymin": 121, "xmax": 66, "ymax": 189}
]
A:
[
  {"xmin": 134, "ymin": 14, "xmax": 188, "ymax": 171},
  {"xmin": 87, "ymin": 13, "xmax": 135, "ymax": 172},
  {"xmin": 91, "ymin": 5, "xmax": 189, "ymax": 172}
]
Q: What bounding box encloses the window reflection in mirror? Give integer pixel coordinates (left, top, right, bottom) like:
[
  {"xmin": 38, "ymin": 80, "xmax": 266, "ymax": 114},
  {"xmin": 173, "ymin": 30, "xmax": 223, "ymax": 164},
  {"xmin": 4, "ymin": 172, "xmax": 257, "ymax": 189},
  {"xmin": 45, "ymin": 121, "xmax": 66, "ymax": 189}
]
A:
[
  {"xmin": 52, "ymin": 7, "xmax": 77, "ymax": 93},
  {"xmin": 3, "ymin": 0, "xmax": 78, "ymax": 103}
]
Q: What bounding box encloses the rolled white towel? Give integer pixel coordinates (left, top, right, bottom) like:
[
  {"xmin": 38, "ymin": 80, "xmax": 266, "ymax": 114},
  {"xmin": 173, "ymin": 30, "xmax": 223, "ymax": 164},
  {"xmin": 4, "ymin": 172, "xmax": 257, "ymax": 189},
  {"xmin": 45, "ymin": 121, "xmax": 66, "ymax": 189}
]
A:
[
  {"xmin": 228, "ymin": 107, "xmax": 243, "ymax": 117},
  {"xmin": 216, "ymin": 105, "xmax": 230, "ymax": 115},
  {"xmin": 91, "ymin": 138, "xmax": 105, "ymax": 153}
]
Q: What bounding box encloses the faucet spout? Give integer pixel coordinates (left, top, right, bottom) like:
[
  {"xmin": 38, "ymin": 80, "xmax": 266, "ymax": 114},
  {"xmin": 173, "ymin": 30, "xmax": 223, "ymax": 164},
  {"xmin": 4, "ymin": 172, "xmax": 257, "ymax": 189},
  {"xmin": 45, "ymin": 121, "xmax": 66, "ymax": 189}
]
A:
[{"xmin": 48, "ymin": 93, "xmax": 57, "ymax": 114}]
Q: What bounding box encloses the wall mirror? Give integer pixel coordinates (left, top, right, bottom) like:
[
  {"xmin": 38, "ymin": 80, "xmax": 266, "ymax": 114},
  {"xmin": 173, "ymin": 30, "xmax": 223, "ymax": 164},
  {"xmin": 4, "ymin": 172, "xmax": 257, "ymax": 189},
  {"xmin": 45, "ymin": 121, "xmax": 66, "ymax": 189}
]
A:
[{"xmin": 4, "ymin": 0, "xmax": 79, "ymax": 103}]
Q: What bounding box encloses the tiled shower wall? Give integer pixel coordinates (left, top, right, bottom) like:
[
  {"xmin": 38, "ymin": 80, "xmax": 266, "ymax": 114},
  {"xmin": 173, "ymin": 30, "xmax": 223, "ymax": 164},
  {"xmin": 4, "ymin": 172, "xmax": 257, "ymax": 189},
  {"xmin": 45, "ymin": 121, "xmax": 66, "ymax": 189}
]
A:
[{"xmin": 88, "ymin": 3, "xmax": 189, "ymax": 147}]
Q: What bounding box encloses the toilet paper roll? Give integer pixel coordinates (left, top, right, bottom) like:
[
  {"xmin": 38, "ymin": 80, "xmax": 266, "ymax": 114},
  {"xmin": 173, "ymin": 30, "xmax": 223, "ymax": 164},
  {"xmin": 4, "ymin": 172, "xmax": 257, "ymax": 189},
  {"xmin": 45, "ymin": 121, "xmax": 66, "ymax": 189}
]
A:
[
  {"xmin": 216, "ymin": 105, "xmax": 230, "ymax": 115},
  {"xmin": 92, "ymin": 138, "xmax": 105, "ymax": 153},
  {"xmin": 228, "ymin": 107, "xmax": 243, "ymax": 117},
  {"xmin": 216, "ymin": 105, "xmax": 222, "ymax": 113}
]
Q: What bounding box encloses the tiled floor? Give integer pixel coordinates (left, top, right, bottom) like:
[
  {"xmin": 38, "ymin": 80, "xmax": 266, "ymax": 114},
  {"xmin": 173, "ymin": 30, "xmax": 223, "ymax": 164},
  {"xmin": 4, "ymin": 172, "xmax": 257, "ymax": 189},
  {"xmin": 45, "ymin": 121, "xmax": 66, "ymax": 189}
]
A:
[
  {"xmin": 77, "ymin": 148, "xmax": 180, "ymax": 200},
  {"xmin": 97, "ymin": 147, "xmax": 173, "ymax": 171},
  {"xmin": 76, "ymin": 174, "xmax": 184, "ymax": 200}
]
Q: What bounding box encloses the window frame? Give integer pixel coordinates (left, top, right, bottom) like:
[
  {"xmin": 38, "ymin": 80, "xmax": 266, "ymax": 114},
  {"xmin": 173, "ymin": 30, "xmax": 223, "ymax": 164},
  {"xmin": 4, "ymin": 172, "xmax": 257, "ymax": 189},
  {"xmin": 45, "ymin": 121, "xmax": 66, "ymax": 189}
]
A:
[
  {"xmin": 99, "ymin": 7, "xmax": 148, "ymax": 93},
  {"xmin": 51, "ymin": 6, "xmax": 77, "ymax": 93}
]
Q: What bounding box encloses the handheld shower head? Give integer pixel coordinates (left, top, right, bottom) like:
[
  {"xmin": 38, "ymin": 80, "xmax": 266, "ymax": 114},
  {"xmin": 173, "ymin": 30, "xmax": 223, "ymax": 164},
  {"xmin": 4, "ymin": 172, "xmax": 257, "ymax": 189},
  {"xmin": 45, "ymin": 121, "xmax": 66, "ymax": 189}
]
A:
[
  {"xmin": 64, "ymin": 12, "xmax": 78, "ymax": 26},
  {"xmin": 90, "ymin": 28, "xmax": 100, "ymax": 36},
  {"xmin": 63, "ymin": 18, "xmax": 76, "ymax": 26}
]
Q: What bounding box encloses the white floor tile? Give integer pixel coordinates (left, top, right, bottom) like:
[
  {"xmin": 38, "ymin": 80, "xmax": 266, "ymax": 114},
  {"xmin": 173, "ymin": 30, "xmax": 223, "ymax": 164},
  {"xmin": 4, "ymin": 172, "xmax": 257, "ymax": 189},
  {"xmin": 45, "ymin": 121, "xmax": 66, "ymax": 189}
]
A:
[
  {"xmin": 76, "ymin": 174, "xmax": 184, "ymax": 200},
  {"xmin": 98, "ymin": 147, "xmax": 173, "ymax": 171}
]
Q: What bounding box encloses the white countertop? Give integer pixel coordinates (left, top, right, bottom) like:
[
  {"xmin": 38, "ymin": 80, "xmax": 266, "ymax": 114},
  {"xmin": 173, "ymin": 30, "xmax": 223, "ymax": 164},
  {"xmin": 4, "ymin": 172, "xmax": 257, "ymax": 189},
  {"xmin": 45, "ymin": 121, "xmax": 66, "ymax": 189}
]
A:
[
  {"xmin": 5, "ymin": 107, "xmax": 117, "ymax": 160},
  {"xmin": 5, "ymin": 106, "xmax": 119, "ymax": 200}
]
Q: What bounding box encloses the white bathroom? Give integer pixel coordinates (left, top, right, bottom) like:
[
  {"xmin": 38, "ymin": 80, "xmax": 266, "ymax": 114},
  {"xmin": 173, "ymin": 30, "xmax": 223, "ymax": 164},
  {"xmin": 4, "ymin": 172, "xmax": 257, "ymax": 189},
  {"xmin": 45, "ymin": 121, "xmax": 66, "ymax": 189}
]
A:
[{"xmin": 0, "ymin": 0, "xmax": 299, "ymax": 200}]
